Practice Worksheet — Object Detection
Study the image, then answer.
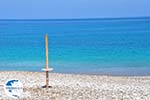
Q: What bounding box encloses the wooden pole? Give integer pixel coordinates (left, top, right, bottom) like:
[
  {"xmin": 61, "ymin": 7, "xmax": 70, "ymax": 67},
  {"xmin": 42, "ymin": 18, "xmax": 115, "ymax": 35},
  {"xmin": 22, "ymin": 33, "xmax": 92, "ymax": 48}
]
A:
[
  {"xmin": 45, "ymin": 34, "xmax": 49, "ymax": 88},
  {"xmin": 42, "ymin": 34, "xmax": 53, "ymax": 88},
  {"xmin": 46, "ymin": 34, "xmax": 49, "ymax": 69}
]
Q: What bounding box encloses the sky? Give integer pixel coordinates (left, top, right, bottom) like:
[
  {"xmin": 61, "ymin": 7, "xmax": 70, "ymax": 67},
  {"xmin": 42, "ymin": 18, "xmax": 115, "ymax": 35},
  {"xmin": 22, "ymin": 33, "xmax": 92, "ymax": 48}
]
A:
[{"xmin": 0, "ymin": 0, "xmax": 150, "ymax": 19}]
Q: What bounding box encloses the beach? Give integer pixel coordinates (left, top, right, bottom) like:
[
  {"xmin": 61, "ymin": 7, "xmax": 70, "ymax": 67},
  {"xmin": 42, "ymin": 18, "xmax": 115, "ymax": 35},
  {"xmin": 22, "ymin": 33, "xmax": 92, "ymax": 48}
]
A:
[{"xmin": 0, "ymin": 71, "xmax": 149, "ymax": 100}]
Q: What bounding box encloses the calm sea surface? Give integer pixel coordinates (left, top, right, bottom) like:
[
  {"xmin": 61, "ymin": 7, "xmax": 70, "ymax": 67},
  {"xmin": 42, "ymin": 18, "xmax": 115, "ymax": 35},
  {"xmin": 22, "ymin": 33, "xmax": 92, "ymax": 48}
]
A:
[{"xmin": 0, "ymin": 18, "xmax": 150, "ymax": 75}]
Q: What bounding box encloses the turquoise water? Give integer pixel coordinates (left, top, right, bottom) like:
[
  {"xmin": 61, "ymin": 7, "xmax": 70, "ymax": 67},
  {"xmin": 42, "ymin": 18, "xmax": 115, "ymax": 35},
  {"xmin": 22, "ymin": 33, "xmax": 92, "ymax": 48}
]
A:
[{"xmin": 0, "ymin": 18, "xmax": 150, "ymax": 75}]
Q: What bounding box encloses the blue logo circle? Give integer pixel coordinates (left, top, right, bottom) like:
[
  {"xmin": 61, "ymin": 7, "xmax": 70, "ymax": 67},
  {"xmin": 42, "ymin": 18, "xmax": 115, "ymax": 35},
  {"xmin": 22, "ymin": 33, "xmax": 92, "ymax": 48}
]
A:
[{"xmin": 4, "ymin": 79, "xmax": 23, "ymax": 98}]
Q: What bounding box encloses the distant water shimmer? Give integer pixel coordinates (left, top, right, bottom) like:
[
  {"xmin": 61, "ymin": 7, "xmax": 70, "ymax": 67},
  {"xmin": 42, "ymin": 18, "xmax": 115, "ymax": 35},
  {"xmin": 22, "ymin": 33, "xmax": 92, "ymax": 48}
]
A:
[{"xmin": 0, "ymin": 18, "xmax": 150, "ymax": 75}]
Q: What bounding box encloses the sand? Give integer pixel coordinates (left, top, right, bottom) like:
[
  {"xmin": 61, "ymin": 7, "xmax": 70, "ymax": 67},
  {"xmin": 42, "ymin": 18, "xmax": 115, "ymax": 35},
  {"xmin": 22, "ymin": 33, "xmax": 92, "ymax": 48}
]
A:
[{"xmin": 0, "ymin": 71, "xmax": 150, "ymax": 100}]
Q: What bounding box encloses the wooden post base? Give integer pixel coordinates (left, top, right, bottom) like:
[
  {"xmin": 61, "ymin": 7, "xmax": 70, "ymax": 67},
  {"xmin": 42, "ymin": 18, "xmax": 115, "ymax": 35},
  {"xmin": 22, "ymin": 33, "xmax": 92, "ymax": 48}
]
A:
[{"xmin": 42, "ymin": 85, "xmax": 52, "ymax": 88}]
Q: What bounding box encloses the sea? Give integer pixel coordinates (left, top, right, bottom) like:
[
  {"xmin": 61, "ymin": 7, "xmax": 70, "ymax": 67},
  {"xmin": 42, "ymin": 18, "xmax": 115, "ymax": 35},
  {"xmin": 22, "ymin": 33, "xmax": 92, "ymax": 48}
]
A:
[{"xmin": 0, "ymin": 17, "xmax": 150, "ymax": 75}]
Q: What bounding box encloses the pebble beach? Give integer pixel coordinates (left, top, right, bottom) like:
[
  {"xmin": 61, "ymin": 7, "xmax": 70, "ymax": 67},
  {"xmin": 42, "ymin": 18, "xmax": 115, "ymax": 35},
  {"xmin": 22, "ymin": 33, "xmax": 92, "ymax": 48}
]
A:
[{"xmin": 0, "ymin": 71, "xmax": 150, "ymax": 100}]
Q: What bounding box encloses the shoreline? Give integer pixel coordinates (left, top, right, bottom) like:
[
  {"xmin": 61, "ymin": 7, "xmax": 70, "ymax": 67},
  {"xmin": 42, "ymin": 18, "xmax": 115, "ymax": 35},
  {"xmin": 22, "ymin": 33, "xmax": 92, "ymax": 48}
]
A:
[
  {"xmin": 1, "ymin": 70, "xmax": 150, "ymax": 76},
  {"xmin": 0, "ymin": 71, "xmax": 150, "ymax": 100}
]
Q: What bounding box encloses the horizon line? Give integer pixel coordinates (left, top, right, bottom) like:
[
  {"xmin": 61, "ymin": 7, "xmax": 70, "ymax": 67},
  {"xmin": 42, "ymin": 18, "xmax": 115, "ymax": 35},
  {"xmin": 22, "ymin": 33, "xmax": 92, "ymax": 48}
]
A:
[{"xmin": 0, "ymin": 16, "xmax": 150, "ymax": 21}]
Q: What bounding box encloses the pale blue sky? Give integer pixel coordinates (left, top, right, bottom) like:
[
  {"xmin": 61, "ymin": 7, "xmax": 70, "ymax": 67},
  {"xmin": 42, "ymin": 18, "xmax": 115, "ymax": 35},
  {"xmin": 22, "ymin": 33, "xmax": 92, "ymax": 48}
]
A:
[{"xmin": 0, "ymin": 0, "xmax": 150, "ymax": 19}]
